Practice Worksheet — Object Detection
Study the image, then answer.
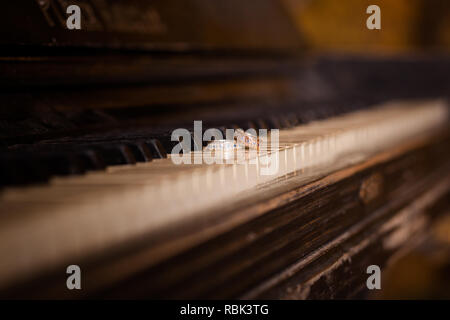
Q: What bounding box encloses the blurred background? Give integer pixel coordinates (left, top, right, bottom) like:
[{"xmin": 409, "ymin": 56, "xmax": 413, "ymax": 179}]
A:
[
  {"xmin": 0, "ymin": 0, "xmax": 449, "ymax": 300},
  {"xmin": 283, "ymin": 0, "xmax": 450, "ymax": 53},
  {"xmin": 284, "ymin": 0, "xmax": 450, "ymax": 299}
]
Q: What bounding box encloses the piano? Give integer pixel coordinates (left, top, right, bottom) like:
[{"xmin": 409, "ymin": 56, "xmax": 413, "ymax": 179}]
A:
[{"xmin": 0, "ymin": 0, "xmax": 449, "ymax": 299}]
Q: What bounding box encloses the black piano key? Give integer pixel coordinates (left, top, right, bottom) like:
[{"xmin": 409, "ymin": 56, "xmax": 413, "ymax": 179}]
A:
[
  {"xmin": 125, "ymin": 142, "xmax": 153, "ymax": 162},
  {"xmin": 246, "ymin": 121, "xmax": 257, "ymax": 130},
  {"xmin": 287, "ymin": 113, "xmax": 299, "ymax": 127},
  {"xmin": 146, "ymin": 139, "xmax": 167, "ymax": 159},
  {"xmin": 40, "ymin": 154, "xmax": 86, "ymax": 176},
  {"xmin": 256, "ymin": 118, "xmax": 269, "ymax": 130},
  {"xmin": 96, "ymin": 145, "xmax": 136, "ymax": 166},
  {"xmin": 279, "ymin": 115, "xmax": 293, "ymax": 128},
  {"xmin": 267, "ymin": 116, "xmax": 281, "ymax": 129},
  {"xmin": 0, "ymin": 156, "xmax": 50, "ymax": 186},
  {"xmin": 79, "ymin": 150, "xmax": 106, "ymax": 171}
]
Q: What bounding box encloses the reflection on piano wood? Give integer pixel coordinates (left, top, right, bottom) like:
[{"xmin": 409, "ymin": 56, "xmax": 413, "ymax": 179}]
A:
[{"xmin": 0, "ymin": 99, "xmax": 449, "ymax": 298}]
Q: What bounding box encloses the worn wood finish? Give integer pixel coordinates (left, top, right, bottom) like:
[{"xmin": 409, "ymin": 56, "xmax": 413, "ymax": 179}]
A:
[
  {"xmin": 101, "ymin": 134, "xmax": 450, "ymax": 299},
  {"xmin": 0, "ymin": 101, "xmax": 446, "ymax": 292},
  {"xmin": 2, "ymin": 128, "xmax": 449, "ymax": 299},
  {"xmin": 1, "ymin": 1, "xmax": 449, "ymax": 301},
  {"xmin": 245, "ymin": 176, "xmax": 450, "ymax": 299}
]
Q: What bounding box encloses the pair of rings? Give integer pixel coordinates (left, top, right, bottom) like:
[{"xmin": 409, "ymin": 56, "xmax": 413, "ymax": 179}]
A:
[{"xmin": 204, "ymin": 129, "xmax": 261, "ymax": 153}]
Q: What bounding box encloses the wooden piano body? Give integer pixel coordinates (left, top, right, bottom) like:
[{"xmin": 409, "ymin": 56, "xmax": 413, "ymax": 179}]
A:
[{"xmin": 0, "ymin": 0, "xmax": 449, "ymax": 299}]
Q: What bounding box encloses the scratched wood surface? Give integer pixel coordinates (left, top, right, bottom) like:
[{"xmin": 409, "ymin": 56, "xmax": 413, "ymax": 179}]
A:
[{"xmin": 1, "ymin": 128, "xmax": 449, "ymax": 299}]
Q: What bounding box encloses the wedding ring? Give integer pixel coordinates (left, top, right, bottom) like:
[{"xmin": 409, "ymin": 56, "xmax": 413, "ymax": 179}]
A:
[
  {"xmin": 204, "ymin": 139, "xmax": 243, "ymax": 160},
  {"xmin": 205, "ymin": 140, "xmax": 239, "ymax": 152},
  {"xmin": 235, "ymin": 129, "xmax": 260, "ymax": 150}
]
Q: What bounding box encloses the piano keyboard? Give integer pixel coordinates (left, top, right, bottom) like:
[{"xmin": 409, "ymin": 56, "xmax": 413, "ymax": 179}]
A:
[{"xmin": 0, "ymin": 99, "xmax": 448, "ymax": 292}]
